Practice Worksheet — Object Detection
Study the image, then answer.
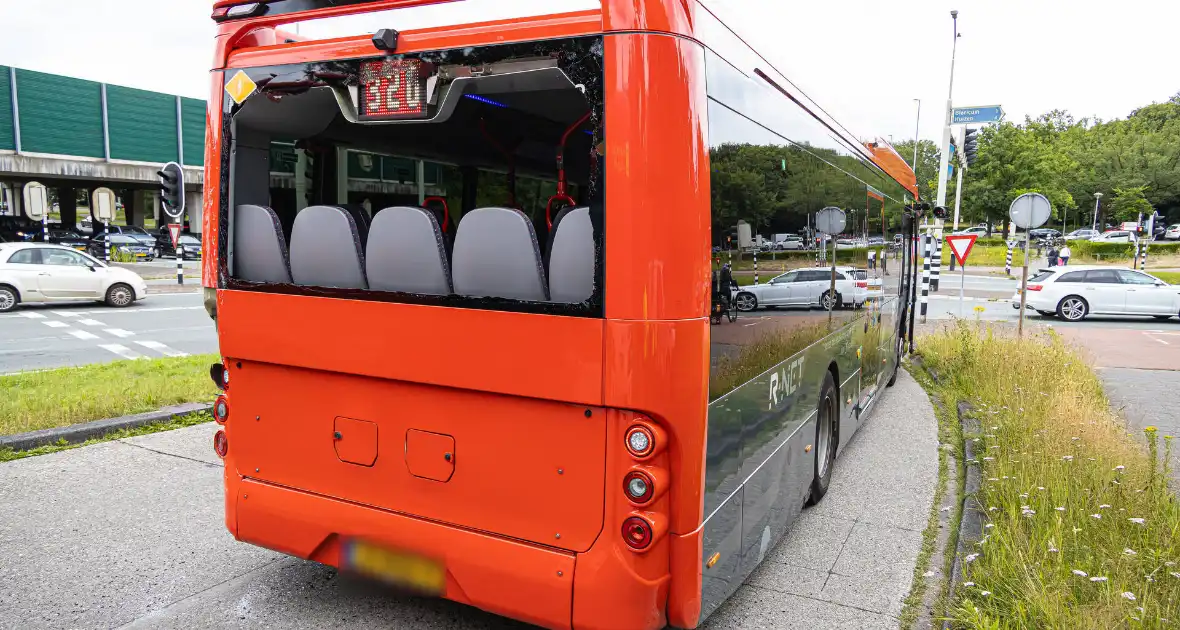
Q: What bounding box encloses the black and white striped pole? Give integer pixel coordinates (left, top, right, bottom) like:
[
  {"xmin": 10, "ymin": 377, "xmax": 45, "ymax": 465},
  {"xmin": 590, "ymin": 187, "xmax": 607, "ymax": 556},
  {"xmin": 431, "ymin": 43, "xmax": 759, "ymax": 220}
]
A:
[
  {"xmin": 1005, "ymin": 242, "xmax": 1013, "ymax": 276},
  {"xmin": 91, "ymin": 187, "xmax": 118, "ymax": 264},
  {"xmin": 177, "ymin": 242, "xmax": 185, "ymax": 285},
  {"xmin": 931, "ymin": 230, "xmax": 943, "ymax": 291},
  {"xmin": 753, "ymin": 247, "xmax": 759, "ymax": 285},
  {"xmin": 919, "ymin": 232, "xmax": 931, "ymax": 323}
]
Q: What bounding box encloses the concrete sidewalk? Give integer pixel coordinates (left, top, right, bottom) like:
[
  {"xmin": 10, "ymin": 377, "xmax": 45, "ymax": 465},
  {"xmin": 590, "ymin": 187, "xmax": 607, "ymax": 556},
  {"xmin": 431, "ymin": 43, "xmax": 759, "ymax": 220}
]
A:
[{"xmin": 0, "ymin": 372, "xmax": 938, "ymax": 629}]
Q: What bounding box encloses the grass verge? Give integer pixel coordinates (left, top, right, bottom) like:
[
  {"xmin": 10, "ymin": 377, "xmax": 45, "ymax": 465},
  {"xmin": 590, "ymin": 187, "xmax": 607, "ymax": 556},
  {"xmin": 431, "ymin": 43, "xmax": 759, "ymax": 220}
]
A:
[
  {"xmin": 1, "ymin": 355, "xmax": 218, "ymax": 436},
  {"xmin": 0, "ymin": 412, "xmax": 213, "ymax": 463},
  {"xmin": 1152, "ymin": 271, "xmax": 1180, "ymax": 285},
  {"xmin": 918, "ymin": 322, "xmax": 1179, "ymax": 628}
]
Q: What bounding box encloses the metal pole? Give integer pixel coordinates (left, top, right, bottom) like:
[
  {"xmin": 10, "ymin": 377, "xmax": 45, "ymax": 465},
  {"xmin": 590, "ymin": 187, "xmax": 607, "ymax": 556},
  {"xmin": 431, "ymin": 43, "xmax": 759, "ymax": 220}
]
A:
[
  {"xmin": 1017, "ymin": 231, "xmax": 1030, "ymax": 337},
  {"xmin": 920, "ymin": 231, "xmax": 931, "ymax": 323},
  {"xmin": 911, "ymin": 100, "xmax": 921, "ymax": 172},
  {"xmin": 936, "ymin": 12, "xmax": 960, "ymax": 209},
  {"xmin": 104, "ymin": 221, "xmax": 110, "ymax": 263},
  {"xmin": 959, "ymin": 258, "xmax": 966, "ymax": 318},
  {"xmin": 1091, "ymin": 193, "xmax": 1102, "ymax": 231},
  {"xmin": 753, "ymin": 247, "xmax": 758, "ymax": 285},
  {"xmin": 42, "ymin": 214, "xmax": 48, "ymax": 244},
  {"xmin": 908, "ymin": 232, "xmax": 919, "ymax": 353},
  {"xmin": 932, "ymin": 231, "xmax": 943, "ymax": 291},
  {"xmin": 177, "ymin": 242, "xmax": 184, "ymax": 285}
]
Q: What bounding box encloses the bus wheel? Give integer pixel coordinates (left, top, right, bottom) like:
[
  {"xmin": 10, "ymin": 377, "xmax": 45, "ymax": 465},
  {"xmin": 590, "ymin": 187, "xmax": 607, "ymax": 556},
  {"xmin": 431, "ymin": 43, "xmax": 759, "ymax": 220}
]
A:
[{"xmin": 807, "ymin": 371, "xmax": 838, "ymax": 505}]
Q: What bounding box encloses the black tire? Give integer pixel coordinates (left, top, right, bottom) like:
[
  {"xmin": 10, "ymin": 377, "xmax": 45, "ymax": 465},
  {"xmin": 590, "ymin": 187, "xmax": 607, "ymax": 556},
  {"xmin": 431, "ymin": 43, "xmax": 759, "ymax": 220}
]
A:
[
  {"xmin": 1037, "ymin": 310, "xmax": 1056, "ymax": 317},
  {"xmin": 105, "ymin": 283, "xmax": 135, "ymax": 308},
  {"xmin": 734, "ymin": 292, "xmax": 758, "ymax": 312},
  {"xmin": 727, "ymin": 309, "xmax": 738, "ymax": 323},
  {"xmin": 1152, "ymin": 315, "xmax": 1173, "ymax": 321},
  {"xmin": 807, "ymin": 371, "xmax": 838, "ymax": 506},
  {"xmin": 1057, "ymin": 296, "xmax": 1088, "ymax": 322},
  {"xmin": 0, "ymin": 285, "xmax": 18, "ymax": 313},
  {"xmin": 821, "ymin": 290, "xmax": 840, "ymax": 311}
]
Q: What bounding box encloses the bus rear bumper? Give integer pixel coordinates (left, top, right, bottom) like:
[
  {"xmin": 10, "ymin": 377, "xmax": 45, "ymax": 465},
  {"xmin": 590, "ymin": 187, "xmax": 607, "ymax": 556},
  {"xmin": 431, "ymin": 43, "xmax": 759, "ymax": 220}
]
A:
[{"xmin": 231, "ymin": 477, "xmax": 576, "ymax": 630}]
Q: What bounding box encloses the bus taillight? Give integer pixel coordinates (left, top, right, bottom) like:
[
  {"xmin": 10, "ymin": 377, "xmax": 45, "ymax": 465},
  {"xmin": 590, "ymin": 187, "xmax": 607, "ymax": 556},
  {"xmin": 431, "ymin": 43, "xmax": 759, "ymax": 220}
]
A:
[
  {"xmin": 624, "ymin": 470, "xmax": 654, "ymax": 503},
  {"xmin": 213, "ymin": 430, "xmax": 229, "ymax": 458},
  {"xmin": 625, "ymin": 418, "xmax": 667, "ymax": 461},
  {"xmin": 214, "ymin": 395, "xmax": 230, "ymax": 424},
  {"xmin": 210, "ymin": 362, "xmax": 228, "ymax": 391},
  {"xmin": 621, "ymin": 516, "xmax": 653, "ymax": 550}
]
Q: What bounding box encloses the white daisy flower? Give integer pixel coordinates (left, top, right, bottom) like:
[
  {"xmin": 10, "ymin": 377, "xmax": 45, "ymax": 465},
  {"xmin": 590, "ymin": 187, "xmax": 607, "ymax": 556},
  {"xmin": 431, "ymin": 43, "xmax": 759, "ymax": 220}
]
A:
[
  {"xmin": 980, "ymin": 591, "xmax": 991, "ymax": 596},
  {"xmin": 1099, "ymin": 504, "xmax": 1110, "ymax": 509},
  {"xmin": 1129, "ymin": 518, "xmax": 1145, "ymax": 525},
  {"xmin": 1062, "ymin": 455, "xmax": 1074, "ymax": 461},
  {"xmin": 1055, "ymin": 507, "xmax": 1066, "ymax": 512},
  {"xmin": 1121, "ymin": 592, "xmax": 1136, "ymax": 601},
  {"xmin": 1072, "ymin": 570, "xmax": 1088, "ymax": 577},
  {"xmin": 984, "ymin": 523, "xmax": 995, "ymax": 529},
  {"xmin": 1090, "ymin": 576, "xmax": 1108, "ymax": 582},
  {"xmin": 1091, "ymin": 514, "xmax": 1102, "ymax": 519},
  {"xmin": 1114, "ymin": 465, "xmax": 1125, "ymax": 471},
  {"xmin": 964, "ymin": 553, "xmax": 979, "ymax": 563},
  {"xmin": 1124, "ymin": 548, "xmax": 1137, "ymax": 556}
]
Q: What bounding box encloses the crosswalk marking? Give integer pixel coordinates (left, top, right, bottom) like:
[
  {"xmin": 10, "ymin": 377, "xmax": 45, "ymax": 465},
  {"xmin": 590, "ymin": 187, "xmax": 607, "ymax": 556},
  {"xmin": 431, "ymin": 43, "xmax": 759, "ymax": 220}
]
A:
[
  {"xmin": 68, "ymin": 330, "xmax": 100, "ymax": 340},
  {"xmin": 42, "ymin": 321, "xmax": 70, "ymax": 329},
  {"xmin": 134, "ymin": 340, "xmax": 189, "ymax": 357},
  {"xmin": 77, "ymin": 319, "xmax": 105, "ymax": 327},
  {"xmin": 19, "ymin": 312, "xmax": 45, "ymax": 319},
  {"xmin": 104, "ymin": 328, "xmax": 135, "ymax": 338},
  {"xmin": 51, "ymin": 311, "xmax": 81, "ymax": 318},
  {"xmin": 99, "ymin": 344, "xmax": 145, "ymax": 360}
]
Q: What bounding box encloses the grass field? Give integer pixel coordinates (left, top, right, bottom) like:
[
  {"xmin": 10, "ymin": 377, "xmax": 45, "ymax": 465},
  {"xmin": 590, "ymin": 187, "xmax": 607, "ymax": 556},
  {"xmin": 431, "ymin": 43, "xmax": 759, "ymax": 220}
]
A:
[
  {"xmin": 918, "ymin": 324, "xmax": 1179, "ymax": 628},
  {"xmin": 1152, "ymin": 271, "xmax": 1180, "ymax": 285},
  {"xmin": 0, "ymin": 355, "xmax": 218, "ymax": 436}
]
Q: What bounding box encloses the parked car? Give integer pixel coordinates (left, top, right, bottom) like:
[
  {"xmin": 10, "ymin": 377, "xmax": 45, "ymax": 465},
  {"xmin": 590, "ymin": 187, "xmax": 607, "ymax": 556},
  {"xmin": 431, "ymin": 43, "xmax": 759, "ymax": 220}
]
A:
[
  {"xmin": 1028, "ymin": 228, "xmax": 1061, "ymax": 240},
  {"xmin": 0, "ymin": 216, "xmax": 40, "ymax": 242},
  {"xmin": 1090, "ymin": 230, "xmax": 1137, "ymax": 244},
  {"xmin": 953, "ymin": 226, "xmax": 988, "ymax": 237},
  {"xmin": 835, "ymin": 239, "xmax": 859, "ymax": 250},
  {"xmin": 31, "ymin": 229, "xmax": 90, "ymax": 251},
  {"xmin": 733, "ymin": 266, "xmax": 864, "ymax": 312},
  {"xmin": 0, "ymin": 243, "xmax": 148, "ymax": 312},
  {"xmin": 153, "ymin": 233, "xmax": 203, "ymax": 259},
  {"xmin": 1065, "ymin": 229, "xmax": 1099, "ymax": 241},
  {"xmin": 87, "ymin": 234, "xmax": 156, "ymax": 261},
  {"xmin": 1011, "ymin": 266, "xmax": 1178, "ymax": 322},
  {"xmin": 1164, "ymin": 224, "xmax": 1180, "ymax": 241}
]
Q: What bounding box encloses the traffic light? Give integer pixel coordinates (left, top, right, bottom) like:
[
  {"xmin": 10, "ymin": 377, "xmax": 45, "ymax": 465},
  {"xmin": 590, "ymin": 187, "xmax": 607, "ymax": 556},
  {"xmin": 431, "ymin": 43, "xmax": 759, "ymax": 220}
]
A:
[
  {"xmin": 932, "ymin": 205, "xmax": 949, "ymax": 220},
  {"xmin": 157, "ymin": 162, "xmax": 185, "ymax": 219},
  {"xmin": 963, "ymin": 128, "xmax": 979, "ymax": 167}
]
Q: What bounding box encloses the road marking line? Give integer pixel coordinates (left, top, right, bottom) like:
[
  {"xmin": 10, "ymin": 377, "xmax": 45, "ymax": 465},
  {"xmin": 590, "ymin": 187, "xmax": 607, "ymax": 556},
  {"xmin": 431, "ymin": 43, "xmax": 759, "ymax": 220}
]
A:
[
  {"xmin": 104, "ymin": 328, "xmax": 135, "ymax": 338},
  {"xmin": 41, "ymin": 321, "xmax": 70, "ymax": 329},
  {"xmin": 99, "ymin": 344, "xmax": 144, "ymax": 360},
  {"xmin": 19, "ymin": 312, "xmax": 46, "ymax": 319},
  {"xmin": 51, "ymin": 311, "xmax": 81, "ymax": 318},
  {"xmin": 134, "ymin": 340, "xmax": 190, "ymax": 357},
  {"xmin": 1145, "ymin": 334, "xmax": 1170, "ymax": 346},
  {"xmin": 77, "ymin": 319, "xmax": 105, "ymax": 327},
  {"xmin": 69, "ymin": 330, "xmax": 100, "ymax": 340}
]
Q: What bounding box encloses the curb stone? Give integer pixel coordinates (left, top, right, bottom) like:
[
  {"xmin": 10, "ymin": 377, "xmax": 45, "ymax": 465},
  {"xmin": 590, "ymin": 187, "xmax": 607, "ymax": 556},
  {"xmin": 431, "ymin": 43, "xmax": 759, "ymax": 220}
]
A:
[
  {"xmin": 0, "ymin": 402, "xmax": 211, "ymax": 452},
  {"xmin": 943, "ymin": 400, "xmax": 984, "ymax": 628}
]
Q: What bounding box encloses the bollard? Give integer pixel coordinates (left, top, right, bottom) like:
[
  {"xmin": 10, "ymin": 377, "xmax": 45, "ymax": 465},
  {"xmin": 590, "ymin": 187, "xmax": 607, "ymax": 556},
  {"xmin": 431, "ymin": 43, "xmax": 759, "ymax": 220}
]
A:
[
  {"xmin": 920, "ymin": 233, "xmax": 931, "ymax": 322},
  {"xmin": 1005, "ymin": 244, "xmax": 1013, "ymax": 276},
  {"xmin": 104, "ymin": 221, "xmax": 110, "ymax": 263},
  {"xmin": 177, "ymin": 243, "xmax": 184, "ymax": 285}
]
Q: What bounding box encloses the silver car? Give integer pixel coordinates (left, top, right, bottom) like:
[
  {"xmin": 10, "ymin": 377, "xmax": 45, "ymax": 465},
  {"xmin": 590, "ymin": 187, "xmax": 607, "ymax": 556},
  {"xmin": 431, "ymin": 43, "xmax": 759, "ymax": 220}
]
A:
[{"xmin": 734, "ymin": 266, "xmax": 864, "ymax": 311}]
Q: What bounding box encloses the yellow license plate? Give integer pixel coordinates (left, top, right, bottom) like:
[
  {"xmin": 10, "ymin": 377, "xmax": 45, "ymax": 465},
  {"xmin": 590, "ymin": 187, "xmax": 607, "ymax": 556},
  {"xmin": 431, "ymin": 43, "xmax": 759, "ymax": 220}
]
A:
[{"xmin": 342, "ymin": 539, "xmax": 445, "ymax": 594}]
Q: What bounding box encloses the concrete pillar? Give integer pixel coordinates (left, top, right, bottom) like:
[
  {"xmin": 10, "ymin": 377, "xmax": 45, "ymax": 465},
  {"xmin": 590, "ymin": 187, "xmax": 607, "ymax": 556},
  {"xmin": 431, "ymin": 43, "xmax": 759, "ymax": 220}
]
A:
[
  {"xmin": 123, "ymin": 189, "xmax": 141, "ymax": 227},
  {"xmin": 58, "ymin": 187, "xmax": 77, "ymax": 229},
  {"xmin": 185, "ymin": 190, "xmax": 203, "ymax": 233}
]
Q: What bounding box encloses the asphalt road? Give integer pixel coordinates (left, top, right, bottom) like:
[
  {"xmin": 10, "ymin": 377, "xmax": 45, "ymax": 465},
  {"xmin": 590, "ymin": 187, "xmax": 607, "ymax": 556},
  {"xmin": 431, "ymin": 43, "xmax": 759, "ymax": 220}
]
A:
[
  {"xmin": 0, "ymin": 292, "xmax": 216, "ymax": 373},
  {"xmin": 0, "ymin": 372, "xmax": 937, "ymax": 630}
]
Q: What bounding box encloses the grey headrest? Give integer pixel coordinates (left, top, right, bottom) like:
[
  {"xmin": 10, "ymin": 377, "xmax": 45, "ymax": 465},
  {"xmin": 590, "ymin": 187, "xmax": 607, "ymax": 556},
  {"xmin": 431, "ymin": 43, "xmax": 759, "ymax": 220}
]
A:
[
  {"xmin": 233, "ymin": 204, "xmax": 291, "ymax": 283},
  {"xmin": 366, "ymin": 206, "xmax": 452, "ymax": 295},
  {"xmin": 452, "ymin": 207, "xmax": 547, "ymax": 301},
  {"xmin": 548, "ymin": 206, "xmax": 595, "ymax": 303},
  {"xmin": 289, "ymin": 205, "xmax": 367, "ymax": 289}
]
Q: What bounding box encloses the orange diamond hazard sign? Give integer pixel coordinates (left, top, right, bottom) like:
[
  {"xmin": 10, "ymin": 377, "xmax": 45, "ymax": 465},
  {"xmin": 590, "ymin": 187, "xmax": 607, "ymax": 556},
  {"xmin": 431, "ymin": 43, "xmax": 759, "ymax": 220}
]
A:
[
  {"xmin": 224, "ymin": 70, "xmax": 257, "ymax": 105},
  {"xmin": 945, "ymin": 234, "xmax": 978, "ymax": 265}
]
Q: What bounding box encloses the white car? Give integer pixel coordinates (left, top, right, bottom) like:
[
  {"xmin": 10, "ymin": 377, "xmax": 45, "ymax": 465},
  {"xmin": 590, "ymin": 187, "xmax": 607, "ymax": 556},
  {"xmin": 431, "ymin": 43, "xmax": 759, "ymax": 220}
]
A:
[
  {"xmin": 1165, "ymin": 224, "xmax": 1180, "ymax": 240},
  {"xmin": 1090, "ymin": 230, "xmax": 1137, "ymax": 244},
  {"xmin": 734, "ymin": 266, "xmax": 865, "ymax": 311},
  {"xmin": 0, "ymin": 243, "xmax": 148, "ymax": 312},
  {"xmin": 1011, "ymin": 265, "xmax": 1178, "ymax": 321},
  {"xmin": 1065, "ymin": 229, "xmax": 1099, "ymax": 241},
  {"xmin": 953, "ymin": 226, "xmax": 988, "ymax": 237}
]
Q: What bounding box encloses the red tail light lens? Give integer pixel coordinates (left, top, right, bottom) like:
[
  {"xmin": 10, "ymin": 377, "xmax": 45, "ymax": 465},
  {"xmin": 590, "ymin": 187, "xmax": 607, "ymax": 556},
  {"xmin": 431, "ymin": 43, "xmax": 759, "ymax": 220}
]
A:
[
  {"xmin": 621, "ymin": 516, "xmax": 653, "ymax": 550},
  {"xmin": 213, "ymin": 395, "xmax": 229, "ymax": 424},
  {"xmin": 856, "ymin": 281, "xmax": 868, "ymax": 288},
  {"xmin": 1027, "ymin": 284, "xmax": 1043, "ymax": 291},
  {"xmin": 625, "ymin": 425, "xmax": 654, "ymax": 458},
  {"xmin": 623, "ymin": 471, "xmax": 654, "ymax": 504},
  {"xmin": 213, "ymin": 430, "xmax": 228, "ymax": 458}
]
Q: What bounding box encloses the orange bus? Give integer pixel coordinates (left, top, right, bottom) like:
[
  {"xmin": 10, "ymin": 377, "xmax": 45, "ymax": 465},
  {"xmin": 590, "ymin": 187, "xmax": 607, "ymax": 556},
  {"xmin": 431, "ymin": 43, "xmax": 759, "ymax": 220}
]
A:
[{"xmin": 201, "ymin": 1, "xmax": 919, "ymax": 628}]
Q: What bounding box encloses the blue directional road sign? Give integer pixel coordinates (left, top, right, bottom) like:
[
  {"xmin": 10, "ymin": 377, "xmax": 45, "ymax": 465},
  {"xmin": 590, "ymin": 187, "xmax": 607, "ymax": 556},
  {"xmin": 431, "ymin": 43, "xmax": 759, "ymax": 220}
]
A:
[{"xmin": 952, "ymin": 105, "xmax": 1003, "ymax": 124}]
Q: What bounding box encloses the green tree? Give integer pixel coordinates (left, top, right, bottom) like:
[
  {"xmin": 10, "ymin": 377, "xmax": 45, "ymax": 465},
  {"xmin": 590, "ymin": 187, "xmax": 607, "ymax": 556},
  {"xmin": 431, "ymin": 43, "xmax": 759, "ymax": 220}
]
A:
[{"xmin": 1107, "ymin": 186, "xmax": 1153, "ymax": 223}]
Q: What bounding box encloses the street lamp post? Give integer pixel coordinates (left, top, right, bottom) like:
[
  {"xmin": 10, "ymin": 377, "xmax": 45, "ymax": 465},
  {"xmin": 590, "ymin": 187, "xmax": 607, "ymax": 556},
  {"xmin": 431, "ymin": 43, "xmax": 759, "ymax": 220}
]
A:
[
  {"xmin": 1092, "ymin": 192, "xmax": 1103, "ymax": 231},
  {"xmin": 911, "ymin": 99, "xmax": 921, "ymax": 174}
]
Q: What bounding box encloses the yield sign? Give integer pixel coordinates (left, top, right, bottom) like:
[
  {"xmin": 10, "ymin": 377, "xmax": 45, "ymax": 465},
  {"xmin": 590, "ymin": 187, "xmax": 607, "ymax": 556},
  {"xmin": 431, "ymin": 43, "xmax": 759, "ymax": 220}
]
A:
[
  {"xmin": 168, "ymin": 223, "xmax": 182, "ymax": 248},
  {"xmin": 946, "ymin": 234, "xmax": 978, "ymax": 265}
]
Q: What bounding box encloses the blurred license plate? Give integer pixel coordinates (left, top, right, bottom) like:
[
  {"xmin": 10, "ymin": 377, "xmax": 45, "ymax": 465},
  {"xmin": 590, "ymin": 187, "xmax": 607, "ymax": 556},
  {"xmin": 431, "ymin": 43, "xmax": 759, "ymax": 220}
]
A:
[{"xmin": 341, "ymin": 539, "xmax": 444, "ymax": 594}]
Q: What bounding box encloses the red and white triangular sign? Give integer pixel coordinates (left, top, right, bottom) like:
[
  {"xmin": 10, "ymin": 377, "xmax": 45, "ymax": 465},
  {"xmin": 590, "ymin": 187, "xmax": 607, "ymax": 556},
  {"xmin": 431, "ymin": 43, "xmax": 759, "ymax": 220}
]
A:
[
  {"xmin": 946, "ymin": 234, "xmax": 978, "ymax": 265},
  {"xmin": 168, "ymin": 223, "xmax": 181, "ymax": 248}
]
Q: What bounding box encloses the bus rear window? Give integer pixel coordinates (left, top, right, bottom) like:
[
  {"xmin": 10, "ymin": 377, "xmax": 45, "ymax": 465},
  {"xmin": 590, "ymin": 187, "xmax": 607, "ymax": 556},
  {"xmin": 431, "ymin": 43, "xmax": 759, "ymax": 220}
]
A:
[{"xmin": 221, "ymin": 36, "xmax": 604, "ymax": 316}]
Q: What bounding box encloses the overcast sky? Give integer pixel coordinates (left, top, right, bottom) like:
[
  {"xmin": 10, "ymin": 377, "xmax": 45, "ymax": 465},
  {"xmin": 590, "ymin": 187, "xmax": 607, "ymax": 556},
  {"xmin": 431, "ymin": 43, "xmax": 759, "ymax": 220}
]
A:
[{"xmin": 1, "ymin": 0, "xmax": 1176, "ymax": 148}]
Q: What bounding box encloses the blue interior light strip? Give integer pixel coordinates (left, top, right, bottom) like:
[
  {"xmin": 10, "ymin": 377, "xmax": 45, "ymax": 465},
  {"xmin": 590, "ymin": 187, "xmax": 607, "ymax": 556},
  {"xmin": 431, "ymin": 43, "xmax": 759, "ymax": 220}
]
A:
[{"xmin": 463, "ymin": 94, "xmax": 508, "ymax": 108}]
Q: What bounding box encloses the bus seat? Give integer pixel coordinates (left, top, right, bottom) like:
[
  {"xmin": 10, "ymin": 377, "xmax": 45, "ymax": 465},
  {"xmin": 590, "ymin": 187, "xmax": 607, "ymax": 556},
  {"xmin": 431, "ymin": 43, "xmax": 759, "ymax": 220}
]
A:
[
  {"xmin": 233, "ymin": 204, "xmax": 292, "ymax": 284},
  {"xmin": 366, "ymin": 206, "xmax": 452, "ymax": 295},
  {"xmin": 547, "ymin": 206, "xmax": 595, "ymax": 303},
  {"xmin": 452, "ymin": 207, "xmax": 548, "ymax": 301},
  {"xmin": 289, "ymin": 205, "xmax": 368, "ymax": 289}
]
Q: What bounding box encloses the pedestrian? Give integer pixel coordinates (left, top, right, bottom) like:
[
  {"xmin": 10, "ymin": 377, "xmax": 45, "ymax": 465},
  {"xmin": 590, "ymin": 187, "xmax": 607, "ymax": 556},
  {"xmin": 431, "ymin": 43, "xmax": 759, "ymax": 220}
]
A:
[
  {"xmin": 1059, "ymin": 243, "xmax": 1071, "ymax": 266},
  {"xmin": 867, "ymin": 248, "xmax": 876, "ymax": 270},
  {"xmin": 1046, "ymin": 243, "xmax": 1059, "ymax": 267},
  {"xmin": 880, "ymin": 248, "xmax": 888, "ymax": 275}
]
